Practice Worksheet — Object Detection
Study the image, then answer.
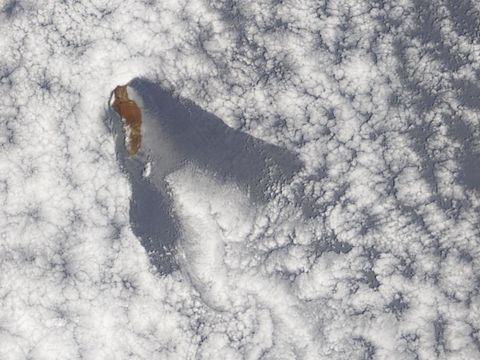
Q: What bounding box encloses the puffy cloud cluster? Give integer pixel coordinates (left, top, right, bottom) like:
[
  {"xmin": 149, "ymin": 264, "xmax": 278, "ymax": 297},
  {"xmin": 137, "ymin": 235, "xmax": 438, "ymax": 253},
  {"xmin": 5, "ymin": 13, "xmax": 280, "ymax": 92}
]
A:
[{"xmin": 1, "ymin": 0, "xmax": 480, "ymax": 359}]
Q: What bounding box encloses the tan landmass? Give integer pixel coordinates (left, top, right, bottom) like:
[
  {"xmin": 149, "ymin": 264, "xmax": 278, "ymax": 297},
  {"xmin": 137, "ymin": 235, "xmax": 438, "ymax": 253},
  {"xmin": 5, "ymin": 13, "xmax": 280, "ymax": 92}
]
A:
[{"xmin": 112, "ymin": 85, "xmax": 141, "ymax": 155}]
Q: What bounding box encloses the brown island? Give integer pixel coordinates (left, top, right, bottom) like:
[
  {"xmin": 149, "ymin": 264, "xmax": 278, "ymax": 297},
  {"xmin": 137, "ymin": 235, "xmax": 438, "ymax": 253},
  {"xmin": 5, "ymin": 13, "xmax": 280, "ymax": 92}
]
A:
[{"xmin": 112, "ymin": 85, "xmax": 142, "ymax": 155}]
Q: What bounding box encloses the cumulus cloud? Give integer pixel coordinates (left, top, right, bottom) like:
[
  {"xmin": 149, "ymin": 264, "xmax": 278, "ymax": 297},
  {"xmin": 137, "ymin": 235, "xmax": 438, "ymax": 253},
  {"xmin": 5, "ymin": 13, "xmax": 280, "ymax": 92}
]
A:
[{"xmin": 1, "ymin": 0, "xmax": 480, "ymax": 359}]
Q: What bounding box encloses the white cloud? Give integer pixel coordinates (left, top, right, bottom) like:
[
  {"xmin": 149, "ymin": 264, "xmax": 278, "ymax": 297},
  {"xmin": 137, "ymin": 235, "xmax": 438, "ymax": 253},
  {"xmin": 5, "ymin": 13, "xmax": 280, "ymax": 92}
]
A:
[{"xmin": 1, "ymin": 0, "xmax": 479, "ymax": 358}]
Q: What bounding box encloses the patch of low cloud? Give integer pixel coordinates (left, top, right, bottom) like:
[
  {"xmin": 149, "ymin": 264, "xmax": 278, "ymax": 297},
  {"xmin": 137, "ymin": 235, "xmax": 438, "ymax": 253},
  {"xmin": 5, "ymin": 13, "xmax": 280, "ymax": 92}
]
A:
[{"xmin": 1, "ymin": 0, "xmax": 480, "ymax": 358}]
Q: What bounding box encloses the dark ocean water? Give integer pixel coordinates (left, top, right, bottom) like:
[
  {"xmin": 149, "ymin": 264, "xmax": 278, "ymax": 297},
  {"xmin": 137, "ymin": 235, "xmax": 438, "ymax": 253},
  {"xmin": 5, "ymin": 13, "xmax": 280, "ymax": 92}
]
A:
[{"xmin": 109, "ymin": 79, "xmax": 302, "ymax": 274}]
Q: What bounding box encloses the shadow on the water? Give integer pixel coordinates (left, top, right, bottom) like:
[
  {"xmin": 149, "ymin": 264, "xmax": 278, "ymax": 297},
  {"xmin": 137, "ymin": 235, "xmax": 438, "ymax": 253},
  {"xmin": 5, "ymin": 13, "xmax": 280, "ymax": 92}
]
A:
[{"xmin": 107, "ymin": 78, "xmax": 303, "ymax": 274}]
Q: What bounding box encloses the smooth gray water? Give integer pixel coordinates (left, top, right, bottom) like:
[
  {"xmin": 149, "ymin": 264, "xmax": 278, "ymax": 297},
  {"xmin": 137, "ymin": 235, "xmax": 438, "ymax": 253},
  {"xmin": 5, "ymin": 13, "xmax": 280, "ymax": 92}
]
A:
[{"xmin": 108, "ymin": 78, "xmax": 303, "ymax": 274}]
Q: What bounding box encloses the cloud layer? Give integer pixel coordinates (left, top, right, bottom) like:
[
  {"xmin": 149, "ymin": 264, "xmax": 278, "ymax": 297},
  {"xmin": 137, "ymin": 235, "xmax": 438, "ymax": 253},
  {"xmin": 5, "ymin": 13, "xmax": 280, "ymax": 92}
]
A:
[{"xmin": 1, "ymin": 0, "xmax": 480, "ymax": 359}]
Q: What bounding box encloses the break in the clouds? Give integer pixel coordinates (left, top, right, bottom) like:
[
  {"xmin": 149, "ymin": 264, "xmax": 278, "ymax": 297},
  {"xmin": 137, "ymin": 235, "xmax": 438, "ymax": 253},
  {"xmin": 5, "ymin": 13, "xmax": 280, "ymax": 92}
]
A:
[{"xmin": 1, "ymin": 0, "xmax": 480, "ymax": 359}]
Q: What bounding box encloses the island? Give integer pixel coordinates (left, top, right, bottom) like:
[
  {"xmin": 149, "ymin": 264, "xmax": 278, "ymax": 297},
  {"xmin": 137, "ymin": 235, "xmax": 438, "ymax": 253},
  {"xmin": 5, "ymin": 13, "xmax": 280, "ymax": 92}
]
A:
[{"xmin": 111, "ymin": 85, "xmax": 142, "ymax": 155}]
